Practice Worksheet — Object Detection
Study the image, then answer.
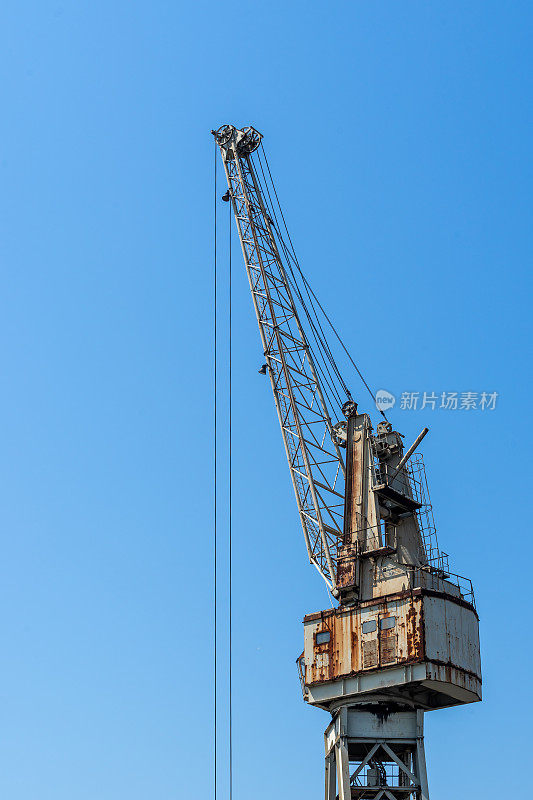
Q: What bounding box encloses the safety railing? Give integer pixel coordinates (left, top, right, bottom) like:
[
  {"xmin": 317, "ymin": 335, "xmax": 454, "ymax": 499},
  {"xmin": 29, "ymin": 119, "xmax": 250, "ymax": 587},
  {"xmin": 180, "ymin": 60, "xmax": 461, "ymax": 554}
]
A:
[
  {"xmin": 408, "ymin": 565, "xmax": 476, "ymax": 608},
  {"xmin": 351, "ymin": 521, "xmax": 397, "ymax": 556},
  {"xmin": 369, "ymin": 452, "xmax": 447, "ymax": 574}
]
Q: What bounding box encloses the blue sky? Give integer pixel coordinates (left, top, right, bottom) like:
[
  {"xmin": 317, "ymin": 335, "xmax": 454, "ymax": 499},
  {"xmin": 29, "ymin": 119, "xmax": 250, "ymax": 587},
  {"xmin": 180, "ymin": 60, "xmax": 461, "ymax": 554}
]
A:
[{"xmin": 0, "ymin": 2, "xmax": 531, "ymax": 798}]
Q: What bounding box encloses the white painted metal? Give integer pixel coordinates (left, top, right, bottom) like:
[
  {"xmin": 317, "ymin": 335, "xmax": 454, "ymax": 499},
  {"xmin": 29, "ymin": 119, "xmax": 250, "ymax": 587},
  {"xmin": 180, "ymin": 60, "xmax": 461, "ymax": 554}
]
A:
[
  {"xmin": 324, "ymin": 706, "xmax": 430, "ymax": 799},
  {"xmin": 213, "ymin": 124, "xmax": 346, "ymax": 591},
  {"xmin": 212, "ymin": 124, "xmax": 481, "ymax": 799}
]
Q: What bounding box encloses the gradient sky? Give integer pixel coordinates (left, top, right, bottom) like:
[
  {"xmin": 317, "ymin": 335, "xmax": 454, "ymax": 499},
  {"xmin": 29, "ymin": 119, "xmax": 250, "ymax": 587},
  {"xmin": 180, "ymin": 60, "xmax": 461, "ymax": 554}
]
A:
[{"xmin": 0, "ymin": 2, "xmax": 531, "ymax": 798}]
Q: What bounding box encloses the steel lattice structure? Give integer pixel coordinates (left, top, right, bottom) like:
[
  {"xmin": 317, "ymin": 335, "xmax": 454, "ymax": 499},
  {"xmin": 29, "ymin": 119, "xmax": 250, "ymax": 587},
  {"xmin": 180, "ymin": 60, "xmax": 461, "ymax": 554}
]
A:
[
  {"xmin": 212, "ymin": 124, "xmax": 481, "ymax": 800},
  {"xmin": 213, "ymin": 124, "xmax": 346, "ymax": 591}
]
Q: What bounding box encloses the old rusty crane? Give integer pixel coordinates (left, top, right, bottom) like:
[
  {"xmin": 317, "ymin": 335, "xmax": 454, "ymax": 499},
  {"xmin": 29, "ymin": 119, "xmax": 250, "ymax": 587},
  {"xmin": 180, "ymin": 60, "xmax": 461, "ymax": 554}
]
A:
[{"xmin": 213, "ymin": 124, "xmax": 481, "ymax": 800}]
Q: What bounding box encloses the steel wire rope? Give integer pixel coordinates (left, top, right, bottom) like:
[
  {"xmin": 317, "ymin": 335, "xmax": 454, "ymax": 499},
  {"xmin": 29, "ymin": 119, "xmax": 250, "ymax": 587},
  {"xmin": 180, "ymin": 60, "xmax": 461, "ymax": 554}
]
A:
[
  {"xmin": 253, "ymin": 155, "xmax": 345, "ymax": 414},
  {"xmin": 266, "ymin": 156, "xmax": 386, "ymax": 419},
  {"xmin": 252, "ymin": 176, "xmax": 344, "ymax": 420},
  {"xmin": 255, "ymin": 148, "xmax": 351, "ymax": 404},
  {"xmin": 214, "ymin": 145, "xmax": 234, "ymax": 800},
  {"xmin": 260, "ymin": 146, "xmax": 388, "ymax": 420},
  {"xmin": 254, "ymin": 152, "xmax": 346, "ymax": 401},
  {"xmin": 213, "ymin": 142, "xmax": 217, "ymax": 800},
  {"xmin": 228, "ymin": 195, "xmax": 233, "ymax": 800},
  {"xmin": 261, "ymin": 170, "xmax": 354, "ymax": 404},
  {"xmin": 254, "ymin": 175, "xmax": 344, "ymax": 413},
  {"xmin": 270, "ymin": 217, "xmax": 346, "ymax": 412}
]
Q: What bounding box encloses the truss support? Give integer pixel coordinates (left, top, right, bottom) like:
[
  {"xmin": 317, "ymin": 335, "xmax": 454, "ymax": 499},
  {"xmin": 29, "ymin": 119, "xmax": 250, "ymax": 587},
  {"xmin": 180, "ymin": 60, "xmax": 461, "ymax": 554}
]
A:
[
  {"xmin": 324, "ymin": 704, "xmax": 430, "ymax": 800},
  {"xmin": 213, "ymin": 124, "xmax": 346, "ymax": 590}
]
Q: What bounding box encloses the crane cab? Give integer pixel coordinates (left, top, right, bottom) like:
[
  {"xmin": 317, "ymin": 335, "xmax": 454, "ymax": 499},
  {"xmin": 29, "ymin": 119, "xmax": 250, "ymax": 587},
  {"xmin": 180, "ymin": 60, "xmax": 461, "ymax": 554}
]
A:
[{"xmin": 299, "ymin": 570, "xmax": 481, "ymax": 712}]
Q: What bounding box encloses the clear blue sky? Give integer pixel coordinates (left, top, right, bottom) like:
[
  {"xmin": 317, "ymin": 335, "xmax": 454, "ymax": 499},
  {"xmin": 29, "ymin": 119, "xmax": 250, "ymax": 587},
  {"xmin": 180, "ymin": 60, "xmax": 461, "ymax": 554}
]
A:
[{"xmin": 0, "ymin": 2, "xmax": 531, "ymax": 798}]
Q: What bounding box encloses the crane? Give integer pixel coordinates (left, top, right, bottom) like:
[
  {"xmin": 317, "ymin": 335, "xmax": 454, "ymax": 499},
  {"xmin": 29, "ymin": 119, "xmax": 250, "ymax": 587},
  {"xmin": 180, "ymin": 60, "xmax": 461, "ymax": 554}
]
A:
[{"xmin": 213, "ymin": 124, "xmax": 481, "ymax": 800}]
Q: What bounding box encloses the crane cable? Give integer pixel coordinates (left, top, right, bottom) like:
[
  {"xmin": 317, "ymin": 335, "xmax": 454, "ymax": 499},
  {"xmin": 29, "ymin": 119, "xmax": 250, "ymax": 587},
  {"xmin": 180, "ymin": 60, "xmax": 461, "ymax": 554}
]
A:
[
  {"xmin": 260, "ymin": 144, "xmax": 384, "ymax": 417},
  {"xmin": 255, "ymin": 152, "xmax": 347, "ymax": 411},
  {"xmin": 256, "ymin": 148, "xmax": 353, "ymax": 409},
  {"xmin": 254, "ymin": 164, "xmax": 346, "ymax": 420},
  {"xmin": 228, "ymin": 190, "xmax": 233, "ymax": 800},
  {"xmin": 259, "ymin": 145, "xmax": 388, "ymax": 422},
  {"xmin": 213, "ymin": 144, "xmax": 234, "ymax": 800},
  {"xmin": 213, "ymin": 142, "xmax": 217, "ymax": 800}
]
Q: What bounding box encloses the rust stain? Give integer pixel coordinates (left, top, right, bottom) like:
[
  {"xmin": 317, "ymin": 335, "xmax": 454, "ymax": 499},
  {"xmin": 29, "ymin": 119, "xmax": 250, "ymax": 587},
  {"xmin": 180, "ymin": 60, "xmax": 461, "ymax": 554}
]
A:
[
  {"xmin": 405, "ymin": 599, "xmax": 424, "ymax": 662},
  {"xmin": 336, "ymin": 546, "xmax": 358, "ymax": 590}
]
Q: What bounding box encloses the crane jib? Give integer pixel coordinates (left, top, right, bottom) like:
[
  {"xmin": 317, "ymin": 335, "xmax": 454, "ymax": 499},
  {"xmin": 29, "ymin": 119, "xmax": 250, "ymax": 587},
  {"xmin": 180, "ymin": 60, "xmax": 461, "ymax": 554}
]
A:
[{"xmin": 213, "ymin": 124, "xmax": 346, "ymax": 594}]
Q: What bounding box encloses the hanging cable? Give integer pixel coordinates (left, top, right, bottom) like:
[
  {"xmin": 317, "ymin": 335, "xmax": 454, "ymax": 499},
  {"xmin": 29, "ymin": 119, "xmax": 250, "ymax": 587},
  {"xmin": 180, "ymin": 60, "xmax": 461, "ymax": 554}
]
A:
[
  {"xmin": 213, "ymin": 142, "xmax": 217, "ymax": 800},
  {"xmin": 228, "ymin": 196, "xmax": 233, "ymax": 800},
  {"xmin": 258, "ymin": 146, "xmax": 361, "ymax": 402},
  {"xmin": 259, "ymin": 145, "xmax": 388, "ymax": 420},
  {"xmin": 253, "ymin": 155, "xmax": 346, "ymax": 413},
  {"xmin": 255, "ymin": 151, "xmax": 351, "ymax": 404},
  {"xmin": 215, "ymin": 148, "xmax": 234, "ymax": 800},
  {"xmin": 262, "ymin": 145, "xmax": 387, "ymax": 418},
  {"xmin": 294, "ymin": 264, "xmax": 388, "ymax": 421}
]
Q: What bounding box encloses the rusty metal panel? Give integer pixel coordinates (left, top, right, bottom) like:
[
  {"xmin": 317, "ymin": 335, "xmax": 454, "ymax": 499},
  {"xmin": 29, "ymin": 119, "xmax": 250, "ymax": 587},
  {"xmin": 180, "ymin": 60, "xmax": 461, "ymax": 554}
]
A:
[
  {"xmin": 362, "ymin": 639, "xmax": 378, "ymax": 668},
  {"xmin": 302, "ymin": 588, "xmax": 481, "ymax": 711},
  {"xmin": 380, "ymin": 630, "xmax": 397, "ymax": 664},
  {"xmin": 303, "ymin": 593, "xmax": 425, "ymax": 685}
]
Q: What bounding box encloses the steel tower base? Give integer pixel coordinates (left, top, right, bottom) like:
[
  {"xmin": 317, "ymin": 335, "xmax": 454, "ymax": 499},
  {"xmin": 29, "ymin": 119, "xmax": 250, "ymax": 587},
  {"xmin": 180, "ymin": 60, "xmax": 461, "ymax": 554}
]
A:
[{"xmin": 324, "ymin": 702, "xmax": 430, "ymax": 800}]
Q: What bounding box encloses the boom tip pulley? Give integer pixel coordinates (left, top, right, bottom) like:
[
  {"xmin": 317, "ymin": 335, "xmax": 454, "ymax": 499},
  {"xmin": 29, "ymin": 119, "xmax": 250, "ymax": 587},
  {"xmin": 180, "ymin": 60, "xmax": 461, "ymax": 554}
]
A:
[{"xmin": 213, "ymin": 124, "xmax": 263, "ymax": 157}]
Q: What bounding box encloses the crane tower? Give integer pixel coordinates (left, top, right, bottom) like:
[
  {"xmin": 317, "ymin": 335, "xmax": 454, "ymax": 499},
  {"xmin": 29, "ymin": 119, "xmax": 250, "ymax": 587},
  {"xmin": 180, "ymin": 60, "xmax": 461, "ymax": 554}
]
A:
[{"xmin": 213, "ymin": 124, "xmax": 481, "ymax": 800}]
